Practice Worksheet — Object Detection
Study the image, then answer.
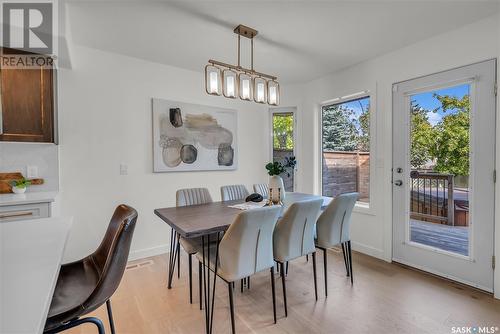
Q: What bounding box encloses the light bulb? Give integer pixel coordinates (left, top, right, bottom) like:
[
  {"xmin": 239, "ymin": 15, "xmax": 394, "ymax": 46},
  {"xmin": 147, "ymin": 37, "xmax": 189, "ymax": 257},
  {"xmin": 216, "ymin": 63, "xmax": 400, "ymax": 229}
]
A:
[
  {"xmin": 209, "ymin": 72, "xmax": 218, "ymax": 94},
  {"xmin": 257, "ymin": 82, "xmax": 265, "ymax": 102},
  {"xmin": 242, "ymin": 79, "xmax": 250, "ymax": 99},
  {"xmin": 269, "ymin": 86, "xmax": 277, "ymax": 104},
  {"xmin": 227, "ymin": 76, "xmax": 235, "ymax": 96}
]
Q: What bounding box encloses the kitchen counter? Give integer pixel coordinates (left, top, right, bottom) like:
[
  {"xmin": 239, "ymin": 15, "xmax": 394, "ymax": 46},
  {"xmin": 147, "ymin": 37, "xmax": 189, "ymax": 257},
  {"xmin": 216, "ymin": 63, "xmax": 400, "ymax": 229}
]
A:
[
  {"xmin": 0, "ymin": 216, "xmax": 73, "ymax": 334},
  {"xmin": 0, "ymin": 191, "xmax": 58, "ymax": 206}
]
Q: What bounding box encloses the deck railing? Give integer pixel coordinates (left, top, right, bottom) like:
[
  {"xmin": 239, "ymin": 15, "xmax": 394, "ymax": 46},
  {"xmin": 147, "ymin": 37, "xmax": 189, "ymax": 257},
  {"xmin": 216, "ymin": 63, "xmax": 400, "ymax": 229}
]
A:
[{"xmin": 410, "ymin": 170, "xmax": 454, "ymax": 226}]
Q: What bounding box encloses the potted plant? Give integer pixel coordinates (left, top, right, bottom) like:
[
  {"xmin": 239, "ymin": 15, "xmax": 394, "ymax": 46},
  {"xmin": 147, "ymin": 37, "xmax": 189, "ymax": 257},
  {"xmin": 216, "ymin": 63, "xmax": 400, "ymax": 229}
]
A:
[
  {"xmin": 265, "ymin": 156, "xmax": 297, "ymax": 203},
  {"xmin": 10, "ymin": 178, "xmax": 31, "ymax": 194}
]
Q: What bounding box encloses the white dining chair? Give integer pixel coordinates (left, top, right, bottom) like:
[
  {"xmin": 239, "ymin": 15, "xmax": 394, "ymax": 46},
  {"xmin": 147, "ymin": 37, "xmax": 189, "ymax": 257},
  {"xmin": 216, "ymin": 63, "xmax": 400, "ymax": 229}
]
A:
[
  {"xmin": 196, "ymin": 206, "xmax": 281, "ymax": 333},
  {"xmin": 176, "ymin": 188, "xmax": 213, "ymax": 306},
  {"xmin": 315, "ymin": 192, "xmax": 358, "ymax": 295},
  {"xmin": 221, "ymin": 184, "xmax": 250, "ymax": 201},
  {"xmin": 273, "ymin": 199, "xmax": 323, "ymax": 316},
  {"xmin": 253, "ymin": 183, "xmax": 269, "ymax": 198}
]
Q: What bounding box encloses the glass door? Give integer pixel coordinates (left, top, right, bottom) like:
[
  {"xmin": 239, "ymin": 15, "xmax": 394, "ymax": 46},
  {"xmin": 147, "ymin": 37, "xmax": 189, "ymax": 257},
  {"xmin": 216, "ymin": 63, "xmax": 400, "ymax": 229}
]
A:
[{"xmin": 392, "ymin": 60, "xmax": 496, "ymax": 291}]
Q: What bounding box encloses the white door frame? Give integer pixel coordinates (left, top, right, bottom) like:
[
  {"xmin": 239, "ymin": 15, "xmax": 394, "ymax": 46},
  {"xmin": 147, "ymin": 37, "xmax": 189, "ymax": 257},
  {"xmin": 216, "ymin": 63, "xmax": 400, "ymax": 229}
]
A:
[{"xmin": 392, "ymin": 59, "xmax": 497, "ymax": 292}]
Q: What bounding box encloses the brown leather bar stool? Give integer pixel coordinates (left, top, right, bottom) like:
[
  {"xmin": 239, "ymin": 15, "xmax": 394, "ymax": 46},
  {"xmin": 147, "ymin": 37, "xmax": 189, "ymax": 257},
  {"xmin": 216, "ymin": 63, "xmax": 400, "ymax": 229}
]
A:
[{"xmin": 44, "ymin": 204, "xmax": 138, "ymax": 334}]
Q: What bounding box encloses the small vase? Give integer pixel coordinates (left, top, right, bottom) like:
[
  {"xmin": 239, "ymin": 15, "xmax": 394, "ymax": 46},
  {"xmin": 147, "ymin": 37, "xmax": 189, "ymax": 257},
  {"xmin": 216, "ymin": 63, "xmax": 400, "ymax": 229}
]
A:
[
  {"xmin": 269, "ymin": 175, "xmax": 285, "ymax": 204},
  {"xmin": 12, "ymin": 186, "xmax": 26, "ymax": 194}
]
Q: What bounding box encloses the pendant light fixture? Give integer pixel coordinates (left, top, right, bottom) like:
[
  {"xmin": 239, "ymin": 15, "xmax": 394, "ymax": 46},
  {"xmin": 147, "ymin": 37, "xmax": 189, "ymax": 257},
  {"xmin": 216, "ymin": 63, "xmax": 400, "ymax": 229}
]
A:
[{"xmin": 205, "ymin": 24, "xmax": 280, "ymax": 106}]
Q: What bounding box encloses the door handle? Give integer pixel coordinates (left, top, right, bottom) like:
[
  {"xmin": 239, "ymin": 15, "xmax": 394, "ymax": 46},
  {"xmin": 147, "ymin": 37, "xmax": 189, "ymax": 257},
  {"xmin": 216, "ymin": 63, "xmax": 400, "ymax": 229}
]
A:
[{"xmin": 394, "ymin": 180, "xmax": 403, "ymax": 186}]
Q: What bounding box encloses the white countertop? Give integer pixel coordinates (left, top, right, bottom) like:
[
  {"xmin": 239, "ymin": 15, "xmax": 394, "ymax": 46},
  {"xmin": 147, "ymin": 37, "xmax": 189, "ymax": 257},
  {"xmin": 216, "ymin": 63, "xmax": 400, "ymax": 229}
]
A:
[
  {"xmin": 0, "ymin": 216, "xmax": 73, "ymax": 334},
  {"xmin": 0, "ymin": 191, "xmax": 58, "ymax": 206}
]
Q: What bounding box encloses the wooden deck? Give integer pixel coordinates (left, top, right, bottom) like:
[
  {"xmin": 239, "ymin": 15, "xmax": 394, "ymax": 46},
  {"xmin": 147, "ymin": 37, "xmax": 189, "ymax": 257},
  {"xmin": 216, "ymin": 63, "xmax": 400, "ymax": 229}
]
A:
[{"xmin": 410, "ymin": 219, "xmax": 469, "ymax": 256}]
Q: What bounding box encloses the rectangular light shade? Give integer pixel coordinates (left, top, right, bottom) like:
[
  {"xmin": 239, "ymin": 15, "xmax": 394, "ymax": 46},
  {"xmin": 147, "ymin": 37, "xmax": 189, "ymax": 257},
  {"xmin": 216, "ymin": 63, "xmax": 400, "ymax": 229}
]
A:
[
  {"xmin": 223, "ymin": 69, "xmax": 238, "ymax": 98},
  {"xmin": 268, "ymin": 80, "xmax": 280, "ymax": 105},
  {"xmin": 205, "ymin": 65, "xmax": 221, "ymax": 95},
  {"xmin": 254, "ymin": 77, "xmax": 267, "ymax": 103},
  {"xmin": 239, "ymin": 74, "xmax": 253, "ymax": 101}
]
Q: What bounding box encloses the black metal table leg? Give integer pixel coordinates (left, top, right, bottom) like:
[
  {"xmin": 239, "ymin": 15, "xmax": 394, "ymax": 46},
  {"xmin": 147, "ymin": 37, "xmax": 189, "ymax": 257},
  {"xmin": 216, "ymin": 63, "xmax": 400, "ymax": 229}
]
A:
[
  {"xmin": 168, "ymin": 228, "xmax": 179, "ymax": 289},
  {"xmin": 201, "ymin": 232, "xmax": 221, "ymax": 334}
]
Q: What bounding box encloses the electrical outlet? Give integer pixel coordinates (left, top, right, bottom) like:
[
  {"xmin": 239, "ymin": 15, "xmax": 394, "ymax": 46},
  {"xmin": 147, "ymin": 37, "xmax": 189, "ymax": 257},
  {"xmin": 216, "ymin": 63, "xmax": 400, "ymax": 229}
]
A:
[
  {"xmin": 120, "ymin": 164, "xmax": 128, "ymax": 175},
  {"xmin": 27, "ymin": 165, "xmax": 38, "ymax": 178}
]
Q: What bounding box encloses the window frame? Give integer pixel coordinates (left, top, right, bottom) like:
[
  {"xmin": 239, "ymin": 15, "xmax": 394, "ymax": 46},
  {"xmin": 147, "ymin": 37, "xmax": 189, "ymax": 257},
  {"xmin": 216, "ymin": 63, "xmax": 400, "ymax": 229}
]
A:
[{"xmin": 319, "ymin": 91, "xmax": 373, "ymax": 213}]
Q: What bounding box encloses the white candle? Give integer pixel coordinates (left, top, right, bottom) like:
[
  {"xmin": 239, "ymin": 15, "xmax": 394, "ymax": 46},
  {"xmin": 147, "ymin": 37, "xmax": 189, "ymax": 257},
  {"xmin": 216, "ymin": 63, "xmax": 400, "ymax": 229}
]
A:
[
  {"xmin": 269, "ymin": 86, "xmax": 277, "ymax": 104},
  {"xmin": 257, "ymin": 82, "xmax": 265, "ymax": 102},
  {"xmin": 209, "ymin": 71, "xmax": 218, "ymax": 93},
  {"xmin": 227, "ymin": 76, "xmax": 235, "ymax": 96},
  {"xmin": 242, "ymin": 79, "xmax": 250, "ymax": 99}
]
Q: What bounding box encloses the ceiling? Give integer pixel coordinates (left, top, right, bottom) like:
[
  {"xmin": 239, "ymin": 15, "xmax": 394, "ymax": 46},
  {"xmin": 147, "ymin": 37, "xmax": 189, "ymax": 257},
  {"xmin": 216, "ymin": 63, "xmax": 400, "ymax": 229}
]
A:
[{"xmin": 65, "ymin": 1, "xmax": 500, "ymax": 84}]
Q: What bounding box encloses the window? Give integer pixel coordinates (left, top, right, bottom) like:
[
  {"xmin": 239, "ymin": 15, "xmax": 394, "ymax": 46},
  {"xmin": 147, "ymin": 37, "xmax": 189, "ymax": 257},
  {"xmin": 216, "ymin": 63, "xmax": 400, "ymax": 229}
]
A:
[
  {"xmin": 321, "ymin": 96, "xmax": 370, "ymax": 203},
  {"xmin": 272, "ymin": 112, "xmax": 295, "ymax": 192}
]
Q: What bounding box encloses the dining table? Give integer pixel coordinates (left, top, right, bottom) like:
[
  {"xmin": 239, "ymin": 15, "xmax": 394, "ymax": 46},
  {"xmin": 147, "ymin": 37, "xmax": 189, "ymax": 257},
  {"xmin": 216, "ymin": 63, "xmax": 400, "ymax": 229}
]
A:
[{"xmin": 154, "ymin": 192, "xmax": 332, "ymax": 334}]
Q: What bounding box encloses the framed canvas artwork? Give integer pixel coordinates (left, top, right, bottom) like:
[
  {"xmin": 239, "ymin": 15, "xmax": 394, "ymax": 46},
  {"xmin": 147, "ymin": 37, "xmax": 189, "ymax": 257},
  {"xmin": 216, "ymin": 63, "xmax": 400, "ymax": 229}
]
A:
[{"xmin": 152, "ymin": 98, "xmax": 238, "ymax": 172}]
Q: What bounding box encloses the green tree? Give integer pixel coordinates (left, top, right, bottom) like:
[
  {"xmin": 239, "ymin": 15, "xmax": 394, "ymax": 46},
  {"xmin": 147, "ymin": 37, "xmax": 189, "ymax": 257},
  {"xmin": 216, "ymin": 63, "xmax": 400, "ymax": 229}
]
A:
[
  {"xmin": 273, "ymin": 114, "xmax": 294, "ymax": 150},
  {"xmin": 322, "ymin": 105, "xmax": 358, "ymax": 151},
  {"xmin": 410, "ymin": 102, "xmax": 435, "ymax": 169},
  {"xmin": 357, "ymin": 102, "xmax": 370, "ymax": 152},
  {"xmin": 432, "ymin": 94, "xmax": 470, "ymax": 176}
]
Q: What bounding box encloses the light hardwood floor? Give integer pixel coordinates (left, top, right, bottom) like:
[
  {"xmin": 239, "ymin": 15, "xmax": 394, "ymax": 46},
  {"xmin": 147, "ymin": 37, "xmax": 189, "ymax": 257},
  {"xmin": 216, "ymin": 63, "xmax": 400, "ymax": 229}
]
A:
[{"xmin": 66, "ymin": 249, "xmax": 500, "ymax": 334}]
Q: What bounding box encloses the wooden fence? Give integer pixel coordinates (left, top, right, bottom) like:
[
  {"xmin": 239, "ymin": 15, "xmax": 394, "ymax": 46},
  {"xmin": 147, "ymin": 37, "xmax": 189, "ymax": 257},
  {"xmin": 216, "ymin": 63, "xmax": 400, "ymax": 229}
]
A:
[{"xmin": 322, "ymin": 151, "xmax": 369, "ymax": 201}]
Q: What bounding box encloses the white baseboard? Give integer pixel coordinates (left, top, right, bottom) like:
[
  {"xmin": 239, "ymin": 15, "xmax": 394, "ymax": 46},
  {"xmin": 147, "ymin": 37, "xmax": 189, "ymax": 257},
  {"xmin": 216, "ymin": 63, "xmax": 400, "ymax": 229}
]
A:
[
  {"xmin": 129, "ymin": 244, "xmax": 169, "ymax": 261},
  {"xmin": 128, "ymin": 241, "xmax": 386, "ymax": 263},
  {"xmin": 351, "ymin": 241, "xmax": 385, "ymax": 260}
]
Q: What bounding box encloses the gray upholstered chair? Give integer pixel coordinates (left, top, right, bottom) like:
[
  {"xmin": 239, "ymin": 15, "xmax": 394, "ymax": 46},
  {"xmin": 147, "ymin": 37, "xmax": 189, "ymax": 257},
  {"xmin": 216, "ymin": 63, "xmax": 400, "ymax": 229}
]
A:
[
  {"xmin": 273, "ymin": 199, "xmax": 323, "ymax": 316},
  {"xmin": 315, "ymin": 192, "xmax": 358, "ymax": 295},
  {"xmin": 196, "ymin": 206, "xmax": 281, "ymax": 333},
  {"xmin": 176, "ymin": 188, "xmax": 213, "ymax": 305},
  {"xmin": 220, "ymin": 184, "xmax": 250, "ymax": 201},
  {"xmin": 253, "ymin": 183, "xmax": 269, "ymax": 198}
]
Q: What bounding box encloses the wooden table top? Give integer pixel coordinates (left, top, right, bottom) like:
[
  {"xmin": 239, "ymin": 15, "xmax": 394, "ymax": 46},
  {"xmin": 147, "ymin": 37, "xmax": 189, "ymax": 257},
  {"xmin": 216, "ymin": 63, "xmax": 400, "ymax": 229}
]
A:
[{"xmin": 154, "ymin": 192, "xmax": 332, "ymax": 238}]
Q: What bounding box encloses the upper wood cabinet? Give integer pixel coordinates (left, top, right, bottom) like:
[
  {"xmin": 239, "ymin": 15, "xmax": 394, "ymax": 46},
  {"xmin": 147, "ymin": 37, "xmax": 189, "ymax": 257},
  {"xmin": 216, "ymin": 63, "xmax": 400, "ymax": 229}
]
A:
[{"xmin": 0, "ymin": 50, "xmax": 56, "ymax": 143}]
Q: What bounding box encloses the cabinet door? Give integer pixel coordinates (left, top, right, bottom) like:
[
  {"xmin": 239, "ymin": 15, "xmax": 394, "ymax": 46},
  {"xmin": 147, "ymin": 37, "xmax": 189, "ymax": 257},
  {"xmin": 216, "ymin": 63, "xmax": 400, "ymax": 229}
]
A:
[{"xmin": 0, "ymin": 59, "xmax": 55, "ymax": 143}]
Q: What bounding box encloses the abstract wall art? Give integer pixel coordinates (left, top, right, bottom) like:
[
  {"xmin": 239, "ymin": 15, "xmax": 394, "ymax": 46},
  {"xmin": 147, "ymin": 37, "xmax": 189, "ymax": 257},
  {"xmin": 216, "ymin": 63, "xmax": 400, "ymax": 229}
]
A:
[{"xmin": 152, "ymin": 98, "xmax": 238, "ymax": 172}]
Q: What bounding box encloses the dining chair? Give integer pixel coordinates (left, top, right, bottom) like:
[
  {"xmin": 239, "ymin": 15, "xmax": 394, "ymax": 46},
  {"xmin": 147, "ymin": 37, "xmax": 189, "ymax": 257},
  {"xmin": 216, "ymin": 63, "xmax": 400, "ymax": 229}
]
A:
[
  {"xmin": 221, "ymin": 184, "xmax": 250, "ymax": 201},
  {"xmin": 273, "ymin": 199, "xmax": 323, "ymax": 316},
  {"xmin": 253, "ymin": 183, "xmax": 269, "ymax": 198},
  {"xmin": 176, "ymin": 188, "xmax": 213, "ymax": 306},
  {"xmin": 196, "ymin": 206, "xmax": 281, "ymax": 333},
  {"xmin": 315, "ymin": 192, "xmax": 358, "ymax": 295},
  {"xmin": 44, "ymin": 205, "xmax": 138, "ymax": 334}
]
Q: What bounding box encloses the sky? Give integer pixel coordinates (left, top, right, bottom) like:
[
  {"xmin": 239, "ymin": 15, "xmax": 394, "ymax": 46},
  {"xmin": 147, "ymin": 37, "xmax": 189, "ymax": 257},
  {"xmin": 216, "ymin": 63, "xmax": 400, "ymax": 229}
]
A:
[
  {"xmin": 334, "ymin": 83, "xmax": 469, "ymax": 128},
  {"xmin": 411, "ymin": 83, "xmax": 470, "ymax": 126}
]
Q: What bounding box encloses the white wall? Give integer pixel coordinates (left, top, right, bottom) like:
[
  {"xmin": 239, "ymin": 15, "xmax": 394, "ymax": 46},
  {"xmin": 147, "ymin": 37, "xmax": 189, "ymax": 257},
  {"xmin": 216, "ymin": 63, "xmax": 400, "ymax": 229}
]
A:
[
  {"xmin": 58, "ymin": 44, "xmax": 270, "ymax": 262},
  {"xmin": 282, "ymin": 14, "xmax": 500, "ymax": 290},
  {"xmin": 0, "ymin": 143, "xmax": 59, "ymax": 192}
]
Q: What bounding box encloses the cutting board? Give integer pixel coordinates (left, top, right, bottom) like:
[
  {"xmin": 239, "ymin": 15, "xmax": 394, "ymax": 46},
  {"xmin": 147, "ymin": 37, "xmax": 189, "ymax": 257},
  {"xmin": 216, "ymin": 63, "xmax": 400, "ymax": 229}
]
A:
[{"xmin": 0, "ymin": 172, "xmax": 44, "ymax": 194}]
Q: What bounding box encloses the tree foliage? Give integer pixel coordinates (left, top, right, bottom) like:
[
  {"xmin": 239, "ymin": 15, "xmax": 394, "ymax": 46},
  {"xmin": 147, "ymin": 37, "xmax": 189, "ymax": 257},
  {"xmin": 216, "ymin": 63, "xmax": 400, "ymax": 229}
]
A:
[
  {"xmin": 322, "ymin": 100, "xmax": 370, "ymax": 153},
  {"xmin": 410, "ymin": 103, "xmax": 435, "ymax": 169},
  {"xmin": 432, "ymin": 94, "xmax": 470, "ymax": 176},
  {"xmin": 273, "ymin": 114, "xmax": 294, "ymax": 150},
  {"xmin": 410, "ymin": 94, "xmax": 470, "ymax": 176},
  {"xmin": 358, "ymin": 103, "xmax": 370, "ymax": 152},
  {"xmin": 322, "ymin": 105, "xmax": 359, "ymax": 151}
]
